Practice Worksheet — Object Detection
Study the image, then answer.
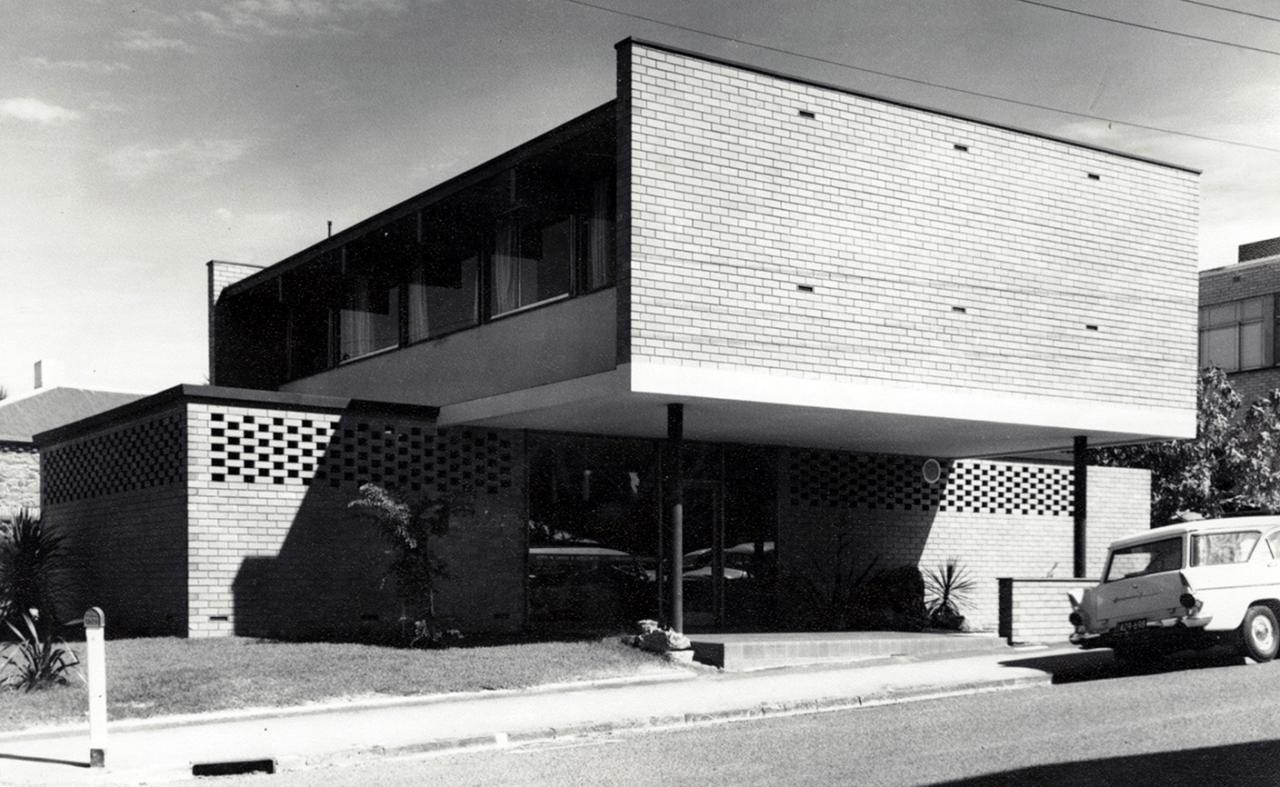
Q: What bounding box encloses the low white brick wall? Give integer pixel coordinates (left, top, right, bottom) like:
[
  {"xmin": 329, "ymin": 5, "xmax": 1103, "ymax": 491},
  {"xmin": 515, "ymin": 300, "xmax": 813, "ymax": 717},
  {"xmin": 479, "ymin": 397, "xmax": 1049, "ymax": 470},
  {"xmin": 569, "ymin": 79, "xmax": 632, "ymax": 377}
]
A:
[{"xmin": 999, "ymin": 577, "xmax": 1096, "ymax": 644}]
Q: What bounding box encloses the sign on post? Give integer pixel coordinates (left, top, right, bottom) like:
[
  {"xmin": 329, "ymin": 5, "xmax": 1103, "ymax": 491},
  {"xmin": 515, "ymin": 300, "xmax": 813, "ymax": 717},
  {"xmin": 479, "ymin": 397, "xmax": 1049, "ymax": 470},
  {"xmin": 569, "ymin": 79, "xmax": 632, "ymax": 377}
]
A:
[{"xmin": 83, "ymin": 607, "xmax": 106, "ymax": 768}]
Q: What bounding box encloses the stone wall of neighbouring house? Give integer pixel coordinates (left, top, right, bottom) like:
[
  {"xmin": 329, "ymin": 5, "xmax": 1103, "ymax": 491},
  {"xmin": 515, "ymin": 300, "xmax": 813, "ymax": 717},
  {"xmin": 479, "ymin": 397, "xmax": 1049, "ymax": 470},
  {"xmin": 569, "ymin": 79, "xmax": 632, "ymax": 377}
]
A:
[
  {"xmin": 0, "ymin": 442, "xmax": 40, "ymax": 516},
  {"xmin": 776, "ymin": 451, "xmax": 1149, "ymax": 632},
  {"xmin": 187, "ymin": 400, "xmax": 525, "ymax": 640},
  {"xmin": 40, "ymin": 405, "xmax": 189, "ymax": 634}
]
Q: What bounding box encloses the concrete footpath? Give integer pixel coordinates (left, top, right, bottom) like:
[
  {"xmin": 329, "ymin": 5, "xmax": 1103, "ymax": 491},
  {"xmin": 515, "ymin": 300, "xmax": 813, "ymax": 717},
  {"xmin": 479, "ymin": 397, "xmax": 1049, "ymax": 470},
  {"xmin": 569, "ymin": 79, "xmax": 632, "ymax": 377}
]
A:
[{"xmin": 0, "ymin": 644, "xmax": 1096, "ymax": 785}]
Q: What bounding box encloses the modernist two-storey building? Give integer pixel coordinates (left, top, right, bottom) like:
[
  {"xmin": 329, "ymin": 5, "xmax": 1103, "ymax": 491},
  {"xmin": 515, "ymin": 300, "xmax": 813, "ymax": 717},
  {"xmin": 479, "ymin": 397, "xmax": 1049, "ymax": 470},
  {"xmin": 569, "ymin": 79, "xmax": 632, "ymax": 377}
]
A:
[{"xmin": 38, "ymin": 40, "xmax": 1199, "ymax": 639}]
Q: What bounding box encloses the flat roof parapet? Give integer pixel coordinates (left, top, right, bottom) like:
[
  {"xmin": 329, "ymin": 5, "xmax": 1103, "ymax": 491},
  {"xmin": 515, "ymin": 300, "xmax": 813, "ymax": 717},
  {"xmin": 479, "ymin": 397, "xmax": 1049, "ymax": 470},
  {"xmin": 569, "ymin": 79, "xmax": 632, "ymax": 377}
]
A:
[{"xmin": 33, "ymin": 384, "xmax": 440, "ymax": 446}]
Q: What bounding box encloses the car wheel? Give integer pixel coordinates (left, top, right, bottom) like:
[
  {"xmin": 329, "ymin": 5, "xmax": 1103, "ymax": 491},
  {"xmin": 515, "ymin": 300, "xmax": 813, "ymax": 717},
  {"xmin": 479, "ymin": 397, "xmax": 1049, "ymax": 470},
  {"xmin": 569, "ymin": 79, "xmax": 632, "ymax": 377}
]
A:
[{"xmin": 1240, "ymin": 605, "xmax": 1279, "ymax": 663}]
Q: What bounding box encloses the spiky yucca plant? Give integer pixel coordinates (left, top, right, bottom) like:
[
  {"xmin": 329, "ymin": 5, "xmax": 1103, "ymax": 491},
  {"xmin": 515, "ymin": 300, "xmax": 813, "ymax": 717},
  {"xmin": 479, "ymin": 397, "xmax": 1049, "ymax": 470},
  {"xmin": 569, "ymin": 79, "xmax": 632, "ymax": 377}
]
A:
[
  {"xmin": 1, "ymin": 611, "xmax": 80, "ymax": 692},
  {"xmin": 924, "ymin": 559, "xmax": 976, "ymax": 630}
]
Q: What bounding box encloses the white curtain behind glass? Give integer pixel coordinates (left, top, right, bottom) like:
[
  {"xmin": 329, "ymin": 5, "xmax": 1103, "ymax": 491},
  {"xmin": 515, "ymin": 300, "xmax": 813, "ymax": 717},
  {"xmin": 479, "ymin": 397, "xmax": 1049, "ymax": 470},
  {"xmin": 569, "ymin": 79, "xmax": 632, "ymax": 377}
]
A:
[
  {"xmin": 589, "ymin": 178, "xmax": 611, "ymax": 290},
  {"xmin": 339, "ymin": 281, "xmax": 373, "ymax": 361},
  {"xmin": 493, "ymin": 219, "xmax": 520, "ymax": 315},
  {"xmin": 407, "ymin": 265, "xmax": 431, "ymax": 342}
]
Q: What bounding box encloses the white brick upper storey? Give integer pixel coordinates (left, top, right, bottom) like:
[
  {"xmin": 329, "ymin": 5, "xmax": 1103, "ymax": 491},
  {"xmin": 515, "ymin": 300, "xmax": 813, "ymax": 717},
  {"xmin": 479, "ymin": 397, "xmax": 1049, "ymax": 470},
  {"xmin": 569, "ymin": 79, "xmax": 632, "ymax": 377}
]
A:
[{"xmin": 621, "ymin": 41, "xmax": 1199, "ymax": 431}]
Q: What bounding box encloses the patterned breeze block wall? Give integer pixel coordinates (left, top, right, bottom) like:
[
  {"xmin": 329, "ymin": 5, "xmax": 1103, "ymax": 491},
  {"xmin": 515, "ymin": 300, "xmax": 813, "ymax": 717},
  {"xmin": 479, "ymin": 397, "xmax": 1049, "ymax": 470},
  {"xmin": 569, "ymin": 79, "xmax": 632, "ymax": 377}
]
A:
[
  {"xmin": 623, "ymin": 42, "xmax": 1198, "ymax": 413},
  {"xmin": 776, "ymin": 449, "xmax": 1149, "ymax": 632},
  {"xmin": 0, "ymin": 443, "xmax": 40, "ymax": 514},
  {"xmin": 189, "ymin": 402, "xmax": 525, "ymax": 639},
  {"xmin": 40, "ymin": 405, "xmax": 189, "ymax": 635}
]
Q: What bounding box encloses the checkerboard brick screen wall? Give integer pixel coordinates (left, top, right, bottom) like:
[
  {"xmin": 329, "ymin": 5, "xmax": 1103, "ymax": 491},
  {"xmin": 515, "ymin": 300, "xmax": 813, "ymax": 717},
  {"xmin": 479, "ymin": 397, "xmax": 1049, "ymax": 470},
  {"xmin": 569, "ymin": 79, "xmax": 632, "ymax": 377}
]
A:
[
  {"xmin": 786, "ymin": 450, "xmax": 1074, "ymax": 516},
  {"xmin": 43, "ymin": 411, "xmax": 185, "ymax": 504},
  {"xmin": 40, "ymin": 391, "xmax": 525, "ymax": 639},
  {"xmin": 200, "ymin": 410, "xmax": 514, "ymax": 496}
]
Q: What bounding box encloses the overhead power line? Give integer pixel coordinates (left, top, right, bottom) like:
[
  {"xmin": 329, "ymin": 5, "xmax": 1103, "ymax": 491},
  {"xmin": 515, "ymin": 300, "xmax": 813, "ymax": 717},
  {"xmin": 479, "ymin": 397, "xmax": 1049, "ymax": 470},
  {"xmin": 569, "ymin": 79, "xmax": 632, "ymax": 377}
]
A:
[
  {"xmin": 1179, "ymin": 0, "xmax": 1280, "ymax": 25},
  {"xmin": 556, "ymin": 0, "xmax": 1280, "ymax": 154},
  {"xmin": 1012, "ymin": 0, "xmax": 1280, "ymax": 57}
]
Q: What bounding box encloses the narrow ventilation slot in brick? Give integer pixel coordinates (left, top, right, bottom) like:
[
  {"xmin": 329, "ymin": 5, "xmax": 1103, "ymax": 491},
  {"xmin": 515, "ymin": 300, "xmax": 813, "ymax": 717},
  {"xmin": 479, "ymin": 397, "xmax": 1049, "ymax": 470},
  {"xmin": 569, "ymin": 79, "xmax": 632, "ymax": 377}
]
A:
[
  {"xmin": 798, "ymin": 109, "xmax": 816, "ymax": 119},
  {"xmin": 951, "ymin": 306, "xmax": 968, "ymax": 314},
  {"xmin": 953, "ymin": 143, "xmax": 969, "ymax": 152},
  {"xmin": 797, "ymin": 284, "xmax": 815, "ymax": 293},
  {"xmin": 1085, "ymin": 324, "xmax": 1099, "ymax": 331},
  {"xmin": 1087, "ymin": 173, "xmax": 1101, "ymax": 180}
]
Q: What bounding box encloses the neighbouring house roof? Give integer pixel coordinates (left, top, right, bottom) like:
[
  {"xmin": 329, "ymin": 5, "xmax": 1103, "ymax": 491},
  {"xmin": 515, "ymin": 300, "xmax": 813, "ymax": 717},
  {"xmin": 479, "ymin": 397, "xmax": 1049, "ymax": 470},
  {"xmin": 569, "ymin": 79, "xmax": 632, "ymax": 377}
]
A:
[{"xmin": 0, "ymin": 387, "xmax": 144, "ymax": 444}]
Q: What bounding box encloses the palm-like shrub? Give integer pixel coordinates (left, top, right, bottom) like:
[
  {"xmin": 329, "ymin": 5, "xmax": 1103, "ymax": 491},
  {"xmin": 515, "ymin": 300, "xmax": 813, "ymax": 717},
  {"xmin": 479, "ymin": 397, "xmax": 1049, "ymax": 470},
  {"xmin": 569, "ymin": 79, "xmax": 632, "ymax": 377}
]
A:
[
  {"xmin": 0, "ymin": 509, "xmax": 66, "ymax": 629},
  {"xmin": 924, "ymin": 559, "xmax": 976, "ymax": 630},
  {"xmin": 349, "ymin": 484, "xmax": 454, "ymax": 646}
]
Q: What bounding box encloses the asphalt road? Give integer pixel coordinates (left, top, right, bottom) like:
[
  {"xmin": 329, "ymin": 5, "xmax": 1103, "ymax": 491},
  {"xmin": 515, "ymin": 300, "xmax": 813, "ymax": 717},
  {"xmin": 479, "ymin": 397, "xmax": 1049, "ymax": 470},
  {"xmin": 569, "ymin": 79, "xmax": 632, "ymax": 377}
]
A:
[{"xmin": 178, "ymin": 650, "xmax": 1280, "ymax": 786}]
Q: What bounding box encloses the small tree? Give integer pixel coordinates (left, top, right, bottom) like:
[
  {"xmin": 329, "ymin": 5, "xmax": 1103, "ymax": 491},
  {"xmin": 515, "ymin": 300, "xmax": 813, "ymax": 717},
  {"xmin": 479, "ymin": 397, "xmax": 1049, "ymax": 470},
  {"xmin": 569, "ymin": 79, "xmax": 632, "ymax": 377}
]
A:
[
  {"xmin": 1091, "ymin": 368, "xmax": 1280, "ymax": 525},
  {"xmin": 348, "ymin": 484, "xmax": 453, "ymax": 646}
]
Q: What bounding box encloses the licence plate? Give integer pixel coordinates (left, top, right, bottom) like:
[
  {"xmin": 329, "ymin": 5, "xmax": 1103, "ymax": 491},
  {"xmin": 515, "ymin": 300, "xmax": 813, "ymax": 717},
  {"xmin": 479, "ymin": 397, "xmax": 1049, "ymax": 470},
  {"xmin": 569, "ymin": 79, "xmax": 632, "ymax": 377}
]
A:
[{"xmin": 1115, "ymin": 619, "xmax": 1147, "ymax": 635}]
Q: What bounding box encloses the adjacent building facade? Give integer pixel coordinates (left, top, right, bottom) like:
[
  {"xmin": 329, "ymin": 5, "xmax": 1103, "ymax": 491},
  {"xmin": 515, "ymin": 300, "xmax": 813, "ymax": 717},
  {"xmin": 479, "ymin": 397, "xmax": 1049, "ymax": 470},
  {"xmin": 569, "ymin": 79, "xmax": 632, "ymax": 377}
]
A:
[
  {"xmin": 0, "ymin": 372, "xmax": 141, "ymax": 519},
  {"xmin": 39, "ymin": 40, "xmax": 1200, "ymax": 639},
  {"xmin": 1199, "ymin": 236, "xmax": 1280, "ymax": 404}
]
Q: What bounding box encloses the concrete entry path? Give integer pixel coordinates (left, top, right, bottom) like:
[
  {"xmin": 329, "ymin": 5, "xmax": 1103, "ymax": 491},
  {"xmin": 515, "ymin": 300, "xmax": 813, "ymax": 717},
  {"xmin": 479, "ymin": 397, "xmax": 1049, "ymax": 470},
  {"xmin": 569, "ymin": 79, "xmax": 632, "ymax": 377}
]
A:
[{"xmin": 689, "ymin": 631, "xmax": 1008, "ymax": 670}]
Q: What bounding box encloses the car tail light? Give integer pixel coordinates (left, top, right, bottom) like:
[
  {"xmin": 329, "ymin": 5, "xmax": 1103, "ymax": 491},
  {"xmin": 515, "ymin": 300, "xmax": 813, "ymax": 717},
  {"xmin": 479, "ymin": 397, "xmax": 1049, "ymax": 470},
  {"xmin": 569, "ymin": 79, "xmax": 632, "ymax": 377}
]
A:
[
  {"xmin": 1180, "ymin": 593, "xmax": 1197, "ymax": 609},
  {"xmin": 1068, "ymin": 612, "xmax": 1083, "ymax": 626}
]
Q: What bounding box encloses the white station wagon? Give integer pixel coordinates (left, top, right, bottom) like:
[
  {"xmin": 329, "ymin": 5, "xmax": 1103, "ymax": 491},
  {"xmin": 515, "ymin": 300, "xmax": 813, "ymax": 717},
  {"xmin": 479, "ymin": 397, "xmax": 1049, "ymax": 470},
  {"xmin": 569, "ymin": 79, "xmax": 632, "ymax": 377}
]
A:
[{"xmin": 1070, "ymin": 516, "xmax": 1280, "ymax": 664}]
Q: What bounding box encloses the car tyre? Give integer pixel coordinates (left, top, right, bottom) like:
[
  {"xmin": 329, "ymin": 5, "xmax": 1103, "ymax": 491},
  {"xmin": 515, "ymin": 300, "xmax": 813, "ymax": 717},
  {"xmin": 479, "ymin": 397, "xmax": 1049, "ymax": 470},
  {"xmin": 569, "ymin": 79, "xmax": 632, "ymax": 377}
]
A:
[{"xmin": 1240, "ymin": 605, "xmax": 1279, "ymax": 663}]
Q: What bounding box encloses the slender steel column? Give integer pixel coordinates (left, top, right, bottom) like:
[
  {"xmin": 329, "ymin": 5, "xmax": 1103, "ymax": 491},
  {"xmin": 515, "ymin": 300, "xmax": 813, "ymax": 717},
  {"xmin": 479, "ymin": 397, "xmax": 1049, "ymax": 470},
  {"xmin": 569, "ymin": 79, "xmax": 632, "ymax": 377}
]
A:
[
  {"xmin": 1074, "ymin": 435, "xmax": 1088, "ymax": 578},
  {"xmin": 668, "ymin": 403, "xmax": 684, "ymax": 632}
]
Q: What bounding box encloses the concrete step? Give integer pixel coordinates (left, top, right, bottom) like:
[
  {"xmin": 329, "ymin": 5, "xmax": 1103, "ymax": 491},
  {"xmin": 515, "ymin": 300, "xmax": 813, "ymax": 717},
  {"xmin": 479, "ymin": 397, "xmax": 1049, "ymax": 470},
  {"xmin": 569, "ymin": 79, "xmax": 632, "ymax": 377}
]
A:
[{"xmin": 688, "ymin": 631, "xmax": 1008, "ymax": 671}]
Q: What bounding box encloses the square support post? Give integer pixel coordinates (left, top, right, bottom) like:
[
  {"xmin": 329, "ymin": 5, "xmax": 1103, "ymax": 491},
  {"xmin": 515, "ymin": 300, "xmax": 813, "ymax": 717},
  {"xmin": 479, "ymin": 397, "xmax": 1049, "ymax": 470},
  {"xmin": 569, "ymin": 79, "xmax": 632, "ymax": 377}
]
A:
[
  {"xmin": 668, "ymin": 403, "xmax": 684, "ymax": 633},
  {"xmin": 1073, "ymin": 435, "xmax": 1088, "ymax": 578}
]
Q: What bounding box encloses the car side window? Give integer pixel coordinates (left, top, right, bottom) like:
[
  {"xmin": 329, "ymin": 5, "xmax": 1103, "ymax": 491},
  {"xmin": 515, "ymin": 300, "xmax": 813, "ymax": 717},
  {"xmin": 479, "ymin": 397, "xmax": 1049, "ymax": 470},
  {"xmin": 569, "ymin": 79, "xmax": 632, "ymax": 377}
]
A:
[{"xmin": 1267, "ymin": 530, "xmax": 1280, "ymax": 561}]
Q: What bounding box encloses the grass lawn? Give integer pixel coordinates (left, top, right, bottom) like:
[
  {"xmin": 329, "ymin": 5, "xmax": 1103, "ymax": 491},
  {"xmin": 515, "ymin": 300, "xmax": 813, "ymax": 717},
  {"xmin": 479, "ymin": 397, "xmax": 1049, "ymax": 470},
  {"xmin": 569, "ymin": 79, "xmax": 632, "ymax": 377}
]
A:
[{"xmin": 0, "ymin": 634, "xmax": 685, "ymax": 733}]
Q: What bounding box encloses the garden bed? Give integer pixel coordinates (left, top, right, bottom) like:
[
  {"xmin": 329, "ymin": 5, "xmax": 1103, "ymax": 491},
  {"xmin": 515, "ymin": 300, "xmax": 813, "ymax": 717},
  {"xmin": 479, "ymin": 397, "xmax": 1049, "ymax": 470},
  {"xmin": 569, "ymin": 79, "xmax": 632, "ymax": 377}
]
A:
[{"xmin": 1, "ymin": 634, "xmax": 684, "ymax": 732}]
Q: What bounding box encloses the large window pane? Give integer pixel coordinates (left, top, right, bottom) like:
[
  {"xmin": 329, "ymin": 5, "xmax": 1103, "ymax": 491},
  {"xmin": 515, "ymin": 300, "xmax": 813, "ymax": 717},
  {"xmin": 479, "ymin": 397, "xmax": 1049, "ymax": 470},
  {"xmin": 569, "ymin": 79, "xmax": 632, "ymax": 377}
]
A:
[
  {"xmin": 407, "ymin": 255, "xmax": 478, "ymax": 341},
  {"xmin": 490, "ymin": 216, "xmax": 573, "ymax": 317},
  {"xmin": 1205, "ymin": 326, "xmax": 1239, "ymax": 371},
  {"xmin": 1207, "ymin": 303, "xmax": 1238, "ymax": 327},
  {"xmin": 1241, "ymin": 321, "xmax": 1264, "ymax": 369},
  {"xmin": 337, "ymin": 278, "xmax": 399, "ymax": 362}
]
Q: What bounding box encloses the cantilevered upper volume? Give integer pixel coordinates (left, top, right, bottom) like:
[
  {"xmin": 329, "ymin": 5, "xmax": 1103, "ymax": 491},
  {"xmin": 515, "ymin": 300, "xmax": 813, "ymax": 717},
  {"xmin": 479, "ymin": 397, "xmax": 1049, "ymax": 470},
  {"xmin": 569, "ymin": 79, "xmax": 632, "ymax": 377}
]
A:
[{"xmin": 211, "ymin": 38, "xmax": 1200, "ymax": 459}]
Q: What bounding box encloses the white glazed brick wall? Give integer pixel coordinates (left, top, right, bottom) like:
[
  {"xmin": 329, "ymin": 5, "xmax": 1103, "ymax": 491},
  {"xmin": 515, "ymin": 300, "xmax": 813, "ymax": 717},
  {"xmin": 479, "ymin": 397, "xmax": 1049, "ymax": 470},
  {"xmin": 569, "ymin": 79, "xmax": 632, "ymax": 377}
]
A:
[
  {"xmin": 624, "ymin": 43, "xmax": 1199, "ymax": 412},
  {"xmin": 186, "ymin": 402, "xmax": 526, "ymax": 639},
  {"xmin": 778, "ymin": 458, "xmax": 1150, "ymax": 632},
  {"xmin": 1000, "ymin": 578, "xmax": 1095, "ymax": 644}
]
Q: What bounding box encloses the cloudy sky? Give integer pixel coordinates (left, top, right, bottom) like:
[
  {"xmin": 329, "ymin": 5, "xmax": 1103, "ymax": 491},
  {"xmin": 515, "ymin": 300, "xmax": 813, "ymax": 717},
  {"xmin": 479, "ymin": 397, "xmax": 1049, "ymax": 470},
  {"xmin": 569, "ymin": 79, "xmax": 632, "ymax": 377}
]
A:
[{"xmin": 2, "ymin": 0, "xmax": 1278, "ymax": 396}]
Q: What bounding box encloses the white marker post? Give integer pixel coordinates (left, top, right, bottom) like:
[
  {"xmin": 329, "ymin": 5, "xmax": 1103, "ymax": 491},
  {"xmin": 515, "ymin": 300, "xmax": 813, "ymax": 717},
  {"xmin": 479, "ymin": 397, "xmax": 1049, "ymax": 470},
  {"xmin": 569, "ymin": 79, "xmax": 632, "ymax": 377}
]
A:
[{"xmin": 83, "ymin": 607, "xmax": 107, "ymax": 768}]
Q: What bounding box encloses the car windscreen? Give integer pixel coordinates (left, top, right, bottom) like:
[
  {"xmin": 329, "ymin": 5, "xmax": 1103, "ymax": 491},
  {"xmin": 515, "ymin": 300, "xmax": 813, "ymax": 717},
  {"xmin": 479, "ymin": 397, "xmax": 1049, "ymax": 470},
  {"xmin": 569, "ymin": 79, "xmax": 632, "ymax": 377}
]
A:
[
  {"xmin": 1190, "ymin": 531, "xmax": 1261, "ymax": 566},
  {"xmin": 1104, "ymin": 537, "xmax": 1183, "ymax": 582}
]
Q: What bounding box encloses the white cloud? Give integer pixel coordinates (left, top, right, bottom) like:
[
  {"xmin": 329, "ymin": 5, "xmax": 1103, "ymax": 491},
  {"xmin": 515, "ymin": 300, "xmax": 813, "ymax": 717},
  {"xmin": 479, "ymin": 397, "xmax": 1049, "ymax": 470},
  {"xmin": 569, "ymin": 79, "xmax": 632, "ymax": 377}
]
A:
[
  {"xmin": 118, "ymin": 29, "xmax": 197, "ymax": 54},
  {"xmin": 196, "ymin": 0, "xmax": 409, "ymax": 38},
  {"xmin": 105, "ymin": 139, "xmax": 250, "ymax": 181},
  {"xmin": 0, "ymin": 97, "xmax": 80, "ymax": 125},
  {"xmin": 23, "ymin": 56, "xmax": 131, "ymax": 74}
]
